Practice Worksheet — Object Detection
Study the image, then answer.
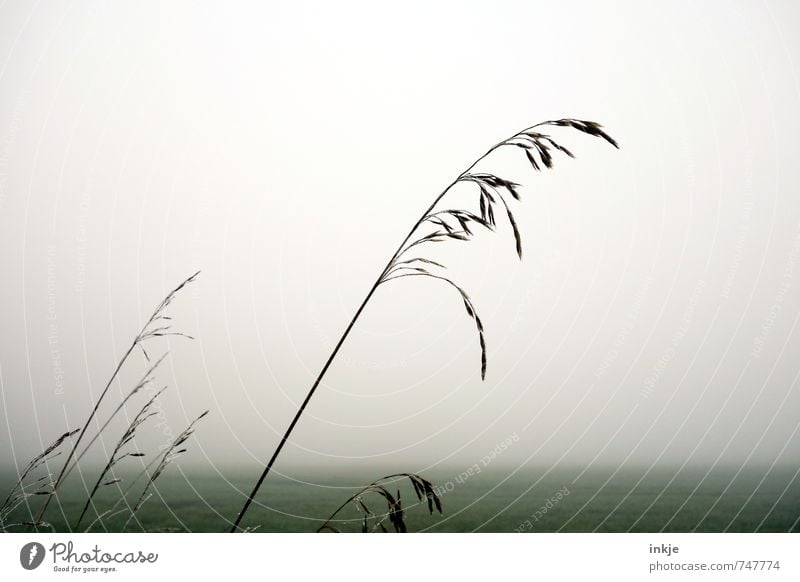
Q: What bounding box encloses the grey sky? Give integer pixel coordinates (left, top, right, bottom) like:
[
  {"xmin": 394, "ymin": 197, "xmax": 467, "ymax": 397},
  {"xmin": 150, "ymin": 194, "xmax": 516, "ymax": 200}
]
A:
[{"xmin": 1, "ymin": 0, "xmax": 799, "ymax": 483}]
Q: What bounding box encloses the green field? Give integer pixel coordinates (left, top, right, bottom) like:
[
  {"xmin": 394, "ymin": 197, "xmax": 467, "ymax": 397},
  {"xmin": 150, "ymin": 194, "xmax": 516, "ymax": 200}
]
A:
[{"xmin": 2, "ymin": 465, "xmax": 798, "ymax": 533}]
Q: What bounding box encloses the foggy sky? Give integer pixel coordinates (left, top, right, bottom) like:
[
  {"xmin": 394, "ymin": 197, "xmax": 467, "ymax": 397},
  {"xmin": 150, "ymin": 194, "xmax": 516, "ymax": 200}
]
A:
[{"xmin": 1, "ymin": 0, "xmax": 799, "ymax": 488}]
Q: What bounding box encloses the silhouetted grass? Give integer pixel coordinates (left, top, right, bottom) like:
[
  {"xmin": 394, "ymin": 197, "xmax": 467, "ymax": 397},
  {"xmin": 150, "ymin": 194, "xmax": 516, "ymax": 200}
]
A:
[
  {"xmin": 0, "ymin": 429, "xmax": 79, "ymax": 531},
  {"xmin": 317, "ymin": 473, "xmax": 442, "ymax": 533},
  {"xmin": 1, "ymin": 273, "xmax": 206, "ymax": 533},
  {"xmin": 232, "ymin": 119, "xmax": 619, "ymax": 531},
  {"xmin": 74, "ymin": 388, "xmax": 165, "ymax": 530}
]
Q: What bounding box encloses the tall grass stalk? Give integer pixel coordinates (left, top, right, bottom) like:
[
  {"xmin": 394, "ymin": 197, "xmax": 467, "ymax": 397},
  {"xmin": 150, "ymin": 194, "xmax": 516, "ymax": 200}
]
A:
[{"xmin": 231, "ymin": 119, "xmax": 618, "ymax": 531}]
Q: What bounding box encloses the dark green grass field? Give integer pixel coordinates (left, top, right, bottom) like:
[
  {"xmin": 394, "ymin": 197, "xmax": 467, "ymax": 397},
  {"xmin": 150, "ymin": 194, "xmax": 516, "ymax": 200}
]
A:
[{"xmin": 2, "ymin": 465, "xmax": 798, "ymax": 533}]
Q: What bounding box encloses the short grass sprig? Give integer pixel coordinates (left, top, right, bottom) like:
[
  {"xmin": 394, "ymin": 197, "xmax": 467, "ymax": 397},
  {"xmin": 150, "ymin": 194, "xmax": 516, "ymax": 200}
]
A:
[
  {"xmin": 123, "ymin": 410, "xmax": 208, "ymax": 531},
  {"xmin": 74, "ymin": 387, "xmax": 166, "ymax": 530},
  {"xmin": 317, "ymin": 473, "xmax": 442, "ymax": 533},
  {"xmin": 0, "ymin": 430, "xmax": 78, "ymax": 531}
]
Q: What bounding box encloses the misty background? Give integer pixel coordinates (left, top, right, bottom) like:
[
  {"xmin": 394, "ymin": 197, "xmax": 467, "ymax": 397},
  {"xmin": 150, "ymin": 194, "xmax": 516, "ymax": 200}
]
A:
[{"xmin": 1, "ymin": 0, "xmax": 799, "ymax": 501}]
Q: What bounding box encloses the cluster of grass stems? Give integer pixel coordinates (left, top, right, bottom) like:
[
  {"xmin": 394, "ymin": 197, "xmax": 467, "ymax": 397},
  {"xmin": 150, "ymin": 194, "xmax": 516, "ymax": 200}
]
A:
[{"xmin": 0, "ymin": 273, "xmax": 208, "ymax": 532}]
